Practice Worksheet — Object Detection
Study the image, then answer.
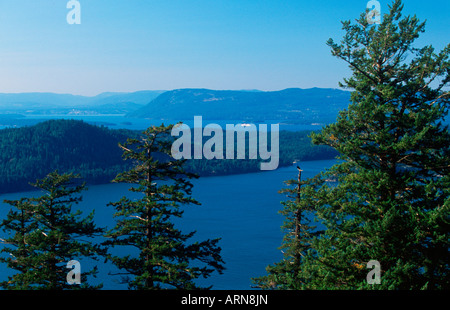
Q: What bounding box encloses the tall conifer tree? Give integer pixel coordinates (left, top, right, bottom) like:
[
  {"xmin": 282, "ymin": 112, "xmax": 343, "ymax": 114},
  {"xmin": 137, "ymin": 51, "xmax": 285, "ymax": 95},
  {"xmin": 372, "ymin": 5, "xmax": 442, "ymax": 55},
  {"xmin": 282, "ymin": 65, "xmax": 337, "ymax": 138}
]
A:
[
  {"xmin": 257, "ymin": 0, "xmax": 449, "ymax": 289},
  {"xmin": 252, "ymin": 167, "xmax": 324, "ymax": 289},
  {"xmin": 0, "ymin": 172, "xmax": 104, "ymax": 289},
  {"xmin": 104, "ymin": 124, "xmax": 225, "ymax": 290},
  {"xmin": 0, "ymin": 198, "xmax": 39, "ymax": 289}
]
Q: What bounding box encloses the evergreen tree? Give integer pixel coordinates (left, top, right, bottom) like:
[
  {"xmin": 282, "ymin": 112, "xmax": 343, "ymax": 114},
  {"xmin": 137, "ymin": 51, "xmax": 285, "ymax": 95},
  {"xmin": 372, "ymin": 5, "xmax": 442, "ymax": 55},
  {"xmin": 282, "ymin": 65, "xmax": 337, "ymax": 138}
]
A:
[
  {"xmin": 104, "ymin": 124, "xmax": 225, "ymax": 290},
  {"xmin": 0, "ymin": 198, "xmax": 39, "ymax": 289},
  {"xmin": 252, "ymin": 167, "xmax": 324, "ymax": 289},
  {"xmin": 0, "ymin": 171, "xmax": 104, "ymax": 289},
  {"xmin": 258, "ymin": 0, "xmax": 450, "ymax": 290}
]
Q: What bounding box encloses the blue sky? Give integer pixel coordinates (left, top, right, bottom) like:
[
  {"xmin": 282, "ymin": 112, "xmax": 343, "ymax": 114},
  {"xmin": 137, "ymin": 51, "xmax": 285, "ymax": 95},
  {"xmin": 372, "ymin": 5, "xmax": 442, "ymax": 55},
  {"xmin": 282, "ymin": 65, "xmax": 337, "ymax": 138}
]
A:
[{"xmin": 0, "ymin": 0, "xmax": 448, "ymax": 95}]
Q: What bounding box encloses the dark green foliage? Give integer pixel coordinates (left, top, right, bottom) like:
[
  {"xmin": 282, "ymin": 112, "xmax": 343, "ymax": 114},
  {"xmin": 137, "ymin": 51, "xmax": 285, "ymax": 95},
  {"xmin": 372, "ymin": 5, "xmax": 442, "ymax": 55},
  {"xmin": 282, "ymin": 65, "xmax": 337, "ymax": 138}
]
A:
[
  {"xmin": 252, "ymin": 168, "xmax": 325, "ymax": 289},
  {"xmin": 0, "ymin": 119, "xmax": 337, "ymax": 194},
  {"xmin": 0, "ymin": 171, "xmax": 104, "ymax": 289},
  {"xmin": 0, "ymin": 198, "xmax": 39, "ymax": 289},
  {"xmin": 183, "ymin": 129, "xmax": 338, "ymax": 176},
  {"xmin": 104, "ymin": 124, "xmax": 225, "ymax": 290},
  {"xmin": 0, "ymin": 119, "xmax": 134, "ymax": 193},
  {"xmin": 256, "ymin": 0, "xmax": 449, "ymax": 290}
]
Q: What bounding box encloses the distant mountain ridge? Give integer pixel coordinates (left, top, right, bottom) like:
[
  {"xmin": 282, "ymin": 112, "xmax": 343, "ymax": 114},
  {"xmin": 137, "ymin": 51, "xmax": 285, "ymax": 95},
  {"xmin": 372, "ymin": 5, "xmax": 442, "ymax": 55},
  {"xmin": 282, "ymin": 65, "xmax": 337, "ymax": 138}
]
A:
[
  {"xmin": 0, "ymin": 88, "xmax": 351, "ymax": 123},
  {"xmin": 127, "ymin": 88, "xmax": 351, "ymax": 123},
  {"xmin": 0, "ymin": 90, "xmax": 165, "ymax": 114}
]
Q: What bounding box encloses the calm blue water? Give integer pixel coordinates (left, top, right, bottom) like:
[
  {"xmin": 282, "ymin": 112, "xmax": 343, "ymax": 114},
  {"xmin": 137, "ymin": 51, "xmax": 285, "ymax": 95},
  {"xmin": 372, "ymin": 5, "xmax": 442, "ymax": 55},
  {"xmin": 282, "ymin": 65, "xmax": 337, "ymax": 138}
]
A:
[{"xmin": 0, "ymin": 159, "xmax": 336, "ymax": 290}]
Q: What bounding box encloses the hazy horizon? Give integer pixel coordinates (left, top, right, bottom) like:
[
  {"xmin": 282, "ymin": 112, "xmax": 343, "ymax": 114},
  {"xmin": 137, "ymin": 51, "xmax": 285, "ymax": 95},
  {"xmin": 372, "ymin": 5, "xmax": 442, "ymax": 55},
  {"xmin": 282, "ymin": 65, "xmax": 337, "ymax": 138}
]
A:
[
  {"xmin": 0, "ymin": 86, "xmax": 351, "ymax": 97},
  {"xmin": 0, "ymin": 0, "xmax": 448, "ymax": 96}
]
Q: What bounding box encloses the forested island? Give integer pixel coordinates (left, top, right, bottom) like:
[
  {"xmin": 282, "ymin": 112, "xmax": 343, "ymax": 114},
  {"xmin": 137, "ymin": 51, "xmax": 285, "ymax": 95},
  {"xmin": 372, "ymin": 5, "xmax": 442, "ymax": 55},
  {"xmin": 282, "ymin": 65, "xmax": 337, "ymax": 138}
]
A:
[{"xmin": 0, "ymin": 119, "xmax": 337, "ymax": 194}]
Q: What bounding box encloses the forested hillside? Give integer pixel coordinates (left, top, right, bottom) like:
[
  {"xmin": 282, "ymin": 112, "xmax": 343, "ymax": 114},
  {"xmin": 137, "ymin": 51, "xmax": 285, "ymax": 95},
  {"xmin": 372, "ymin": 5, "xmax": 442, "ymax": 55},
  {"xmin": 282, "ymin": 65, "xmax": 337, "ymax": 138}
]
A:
[
  {"xmin": 0, "ymin": 120, "xmax": 133, "ymax": 193},
  {"xmin": 0, "ymin": 119, "xmax": 337, "ymax": 193}
]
